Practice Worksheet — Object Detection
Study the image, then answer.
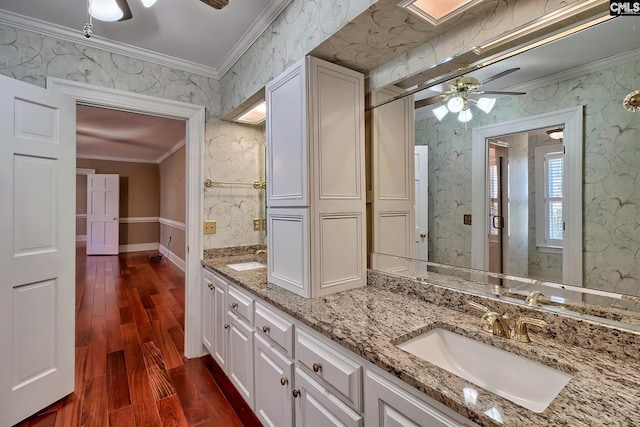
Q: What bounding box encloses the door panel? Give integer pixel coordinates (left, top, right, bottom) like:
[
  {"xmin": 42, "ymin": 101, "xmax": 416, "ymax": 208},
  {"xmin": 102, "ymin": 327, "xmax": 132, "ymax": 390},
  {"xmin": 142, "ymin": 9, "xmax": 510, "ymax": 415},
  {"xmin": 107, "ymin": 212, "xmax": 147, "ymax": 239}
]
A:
[
  {"xmin": 0, "ymin": 74, "xmax": 75, "ymax": 426},
  {"xmin": 87, "ymin": 174, "xmax": 120, "ymax": 255},
  {"xmin": 414, "ymin": 146, "xmax": 428, "ymax": 263}
]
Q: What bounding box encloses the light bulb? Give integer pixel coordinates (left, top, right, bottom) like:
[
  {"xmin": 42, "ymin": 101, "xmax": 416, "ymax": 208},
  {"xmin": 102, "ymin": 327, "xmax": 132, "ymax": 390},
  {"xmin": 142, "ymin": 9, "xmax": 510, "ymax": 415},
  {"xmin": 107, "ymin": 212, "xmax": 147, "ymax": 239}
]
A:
[
  {"xmin": 433, "ymin": 105, "xmax": 449, "ymax": 121},
  {"xmin": 476, "ymin": 97, "xmax": 496, "ymax": 114},
  {"xmin": 458, "ymin": 109, "xmax": 473, "ymax": 123},
  {"xmin": 141, "ymin": 0, "xmax": 157, "ymax": 7},
  {"xmin": 89, "ymin": 0, "xmax": 124, "ymax": 21},
  {"xmin": 447, "ymin": 96, "xmax": 464, "ymax": 113}
]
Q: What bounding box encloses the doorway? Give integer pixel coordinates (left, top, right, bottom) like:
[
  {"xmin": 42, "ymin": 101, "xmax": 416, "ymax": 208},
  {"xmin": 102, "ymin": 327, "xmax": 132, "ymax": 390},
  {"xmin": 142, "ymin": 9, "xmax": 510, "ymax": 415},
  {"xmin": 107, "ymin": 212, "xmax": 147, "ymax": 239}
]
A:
[{"xmin": 47, "ymin": 77, "xmax": 206, "ymax": 358}]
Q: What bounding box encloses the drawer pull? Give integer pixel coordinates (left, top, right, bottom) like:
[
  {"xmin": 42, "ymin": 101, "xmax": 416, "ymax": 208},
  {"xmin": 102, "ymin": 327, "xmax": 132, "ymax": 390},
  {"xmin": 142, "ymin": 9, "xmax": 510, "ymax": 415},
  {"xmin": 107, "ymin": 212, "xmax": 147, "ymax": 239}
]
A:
[
  {"xmin": 207, "ymin": 283, "xmax": 214, "ymax": 290},
  {"xmin": 231, "ymin": 303, "xmax": 238, "ymax": 309},
  {"xmin": 280, "ymin": 377, "xmax": 288, "ymax": 386},
  {"xmin": 312, "ymin": 363, "xmax": 322, "ymax": 373},
  {"xmin": 262, "ymin": 325, "xmax": 270, "ymax": 333},
  {"xmin": 292, "ymin": 389, "xmax": 300, "ymax": 398},
  {"xmin": 224, "ymin": 324, "xmax": 230, "ymax": 330}
]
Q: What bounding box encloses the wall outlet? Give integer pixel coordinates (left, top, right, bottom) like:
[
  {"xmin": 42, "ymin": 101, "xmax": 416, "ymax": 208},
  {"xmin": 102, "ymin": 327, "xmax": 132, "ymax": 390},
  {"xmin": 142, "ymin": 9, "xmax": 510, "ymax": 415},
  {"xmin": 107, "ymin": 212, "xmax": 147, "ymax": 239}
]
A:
[
  {"xmin": 203, "ymin": 221, "xmax": 216, "ymax": 234},
  {"xmin": 253, "ymin": 218, "xmax": 261, "ymax": 231},
  {"xmin": 463, "ymin": 214, "xmax": 472, "ymax": 225}
]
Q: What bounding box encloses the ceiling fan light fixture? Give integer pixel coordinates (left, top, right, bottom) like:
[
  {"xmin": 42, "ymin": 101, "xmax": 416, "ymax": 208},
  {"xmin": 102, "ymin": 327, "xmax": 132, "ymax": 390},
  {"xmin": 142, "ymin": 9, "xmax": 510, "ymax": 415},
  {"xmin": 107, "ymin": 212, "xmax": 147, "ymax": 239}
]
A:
[
  {"xmin": 447, "ymin": 96, "xmax": 465, "ymax": 113},
  {"xmin": 458, "ymin": 109, "xmax": 473, "ymax": 123},
  {"xmin": 476, "ymin": 97, "xmax": 496, "ymax": 114},
  {"xmin": 89, "ymin": 0, "xmax": 124, "ymax": 21},
  {"xmin": 433, "ymin": 105, "xmax": 449, "ymax": 121},
  {"xmin": 141, "ymin": 0, "xmax": 157, "ymax": 7}
]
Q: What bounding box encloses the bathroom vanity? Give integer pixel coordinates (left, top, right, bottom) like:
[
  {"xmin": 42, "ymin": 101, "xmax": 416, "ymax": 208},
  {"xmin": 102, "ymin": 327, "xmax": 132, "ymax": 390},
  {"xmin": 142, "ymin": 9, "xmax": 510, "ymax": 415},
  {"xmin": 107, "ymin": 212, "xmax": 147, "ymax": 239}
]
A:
[{"xmin": 201, "ymin": 249, "xmax": 640, "ymax": 427}]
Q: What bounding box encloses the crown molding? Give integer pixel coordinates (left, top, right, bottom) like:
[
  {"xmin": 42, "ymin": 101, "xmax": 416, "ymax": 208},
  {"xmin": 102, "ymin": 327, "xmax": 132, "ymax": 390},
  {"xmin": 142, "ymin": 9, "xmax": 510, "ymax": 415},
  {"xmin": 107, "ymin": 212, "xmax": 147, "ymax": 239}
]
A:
[
  {"xmin": 157, "ymin": 139, "xmax": 186, "ymax": 164},
  {"xmin": 216, "ymin": 0, "xmax": 293, "ymax": 78},
  {"xmin": 77, "ymin": 153, "xmax": 159, "ymax": 164}
]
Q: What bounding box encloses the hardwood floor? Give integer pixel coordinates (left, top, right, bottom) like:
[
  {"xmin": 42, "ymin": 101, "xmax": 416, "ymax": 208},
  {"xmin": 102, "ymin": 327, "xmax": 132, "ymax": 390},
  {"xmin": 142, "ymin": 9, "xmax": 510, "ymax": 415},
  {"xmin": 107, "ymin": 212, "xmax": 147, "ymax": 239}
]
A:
[{"xmin": 16, "ymin": 245, "xmax": 250, "ymax": 427}]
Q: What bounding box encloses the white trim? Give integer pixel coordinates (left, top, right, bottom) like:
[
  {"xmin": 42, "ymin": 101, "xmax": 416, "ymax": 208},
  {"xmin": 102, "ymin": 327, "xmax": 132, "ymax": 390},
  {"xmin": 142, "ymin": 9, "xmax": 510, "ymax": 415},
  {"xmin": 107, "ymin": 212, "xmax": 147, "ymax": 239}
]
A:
[
  {"xmin": 76, "ymin": 214, "xmax": 88, "ymax": 219},
  {"xmin": 159, "ymin": 217, "xmax": 186, "ymax": 231},
  {"xmin": 471, "ymin": 106, "xmax": 583, "ymax": 287},
  {"xmin": 157, "ymin": 139, "xmax": 186, "ymax": 164},
  {"xmin": 76, "ymin": 154, "xmax": 159, "ymax": 164},
  {"xmin": 119, "ymin": 217, "xmax": 159, "ymax": 224},
  {"xmin": 159, "ymin": 244, "xmax": 186, "ymax": 272},
  {"xmin": 76, "ymin": 168, "xmax": 95, "ymax": 175},
  {"xmin": 76, "ymin": 235, "xmax": 87, "ymax": 242},
  {"xmin": 215, "ymin": 0, "xmax": 294, "ymax": 78},
  {"xmin": 47, "ymin": 76, "xmax": 205, "ymax": 359},
  {"xmin": 119, "ymin": 242, "xmax": 159, "ymax": 253}
]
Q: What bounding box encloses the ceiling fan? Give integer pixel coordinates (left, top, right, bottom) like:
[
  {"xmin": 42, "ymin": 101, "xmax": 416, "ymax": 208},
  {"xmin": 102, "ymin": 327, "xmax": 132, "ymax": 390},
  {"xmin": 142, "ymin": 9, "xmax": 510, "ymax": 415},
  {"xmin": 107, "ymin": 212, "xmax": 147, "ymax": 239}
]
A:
[
  {"xmin": 89, "ymin": 0, "xmax": 229, "ymax": 23},
  {"xmin": 414, "ymin": 68, "xmax": 526, "ymax": 119}
]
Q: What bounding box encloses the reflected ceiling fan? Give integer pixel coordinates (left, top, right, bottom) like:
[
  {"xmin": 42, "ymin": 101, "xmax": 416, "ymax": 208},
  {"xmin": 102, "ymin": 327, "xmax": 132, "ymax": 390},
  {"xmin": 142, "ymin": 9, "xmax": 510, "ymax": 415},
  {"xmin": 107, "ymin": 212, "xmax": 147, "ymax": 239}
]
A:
[{"xmin": 415, "ymin": 68, "xmax": 526, "ymax": 122}]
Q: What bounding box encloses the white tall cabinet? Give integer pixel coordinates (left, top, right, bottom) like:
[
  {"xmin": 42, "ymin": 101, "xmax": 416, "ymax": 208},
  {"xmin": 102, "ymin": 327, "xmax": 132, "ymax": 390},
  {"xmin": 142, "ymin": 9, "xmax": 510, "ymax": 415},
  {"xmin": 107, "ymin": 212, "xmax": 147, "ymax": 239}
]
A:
[{"xmin": 266, "ymin": 56, "xmax": 366, "ymax": 298}]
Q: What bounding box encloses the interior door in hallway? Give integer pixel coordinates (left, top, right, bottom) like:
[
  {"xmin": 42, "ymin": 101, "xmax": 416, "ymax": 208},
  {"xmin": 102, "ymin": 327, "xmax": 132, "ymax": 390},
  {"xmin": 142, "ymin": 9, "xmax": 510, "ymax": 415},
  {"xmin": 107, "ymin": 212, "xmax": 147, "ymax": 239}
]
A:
[
  {"xmin": 0, "ymin": 74, "xmax": 76, "ymax": 426},
  {"xmin": 86, "ymin": 173, "xmax": 120, "ymax": 255}
]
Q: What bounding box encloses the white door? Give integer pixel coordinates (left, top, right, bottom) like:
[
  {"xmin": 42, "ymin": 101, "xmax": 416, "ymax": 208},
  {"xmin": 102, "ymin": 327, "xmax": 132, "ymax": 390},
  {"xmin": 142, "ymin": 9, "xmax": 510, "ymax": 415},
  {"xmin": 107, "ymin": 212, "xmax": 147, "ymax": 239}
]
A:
[
  {"xmin": 227, "ymin": 312, "xmax": 255, "ymax": 409},
  {"xmin": 0, "ymin": 75, "xmax": 75, "ymax": 425},
  {"xmin": 86, "ymin": 173, "xmax": 119, "ymax": 255},
  {"xmin": 414, "ymin": 145, "xmax": 428, "ymax": 262}
]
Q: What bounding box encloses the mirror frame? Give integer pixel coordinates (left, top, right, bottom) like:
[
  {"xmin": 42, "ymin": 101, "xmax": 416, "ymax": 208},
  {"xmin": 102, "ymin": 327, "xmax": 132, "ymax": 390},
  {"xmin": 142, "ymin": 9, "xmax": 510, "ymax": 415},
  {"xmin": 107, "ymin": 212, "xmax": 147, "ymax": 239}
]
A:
[{"xmin": 471, "ymin": 106, "xmax": 583, "ymax": 286}]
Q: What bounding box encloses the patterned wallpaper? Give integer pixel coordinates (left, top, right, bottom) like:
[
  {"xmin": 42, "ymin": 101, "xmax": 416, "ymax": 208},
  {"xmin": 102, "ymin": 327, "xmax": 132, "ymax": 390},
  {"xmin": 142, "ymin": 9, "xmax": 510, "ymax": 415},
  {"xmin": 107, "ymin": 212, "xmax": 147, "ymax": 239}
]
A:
[
  {"xmin": 0, "ymin": 23, "xmax": 264, "ymax": 248},
  {"xmin": 415, "ymin": 57, "xmax": 640, "ymax": 296}
]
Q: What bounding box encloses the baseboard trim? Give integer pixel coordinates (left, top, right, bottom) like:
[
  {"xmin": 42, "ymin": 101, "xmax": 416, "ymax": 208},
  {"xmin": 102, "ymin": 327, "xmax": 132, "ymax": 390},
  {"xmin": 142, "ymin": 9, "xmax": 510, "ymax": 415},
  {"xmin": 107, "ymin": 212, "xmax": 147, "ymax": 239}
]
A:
[
  {"xmin": 76, "ymin": 235, "xmax": 87, "ymax": 242},
  {"xmin": 118, "ymin": 242, "xmax": 159, "ymax": 253},
  {"xmin": 159, "ymin": 244, "xmax": 186, "ymax": 272},
  {"xmin": 202, "ymin": 355, "xmax": 261, "ymax": 427}
]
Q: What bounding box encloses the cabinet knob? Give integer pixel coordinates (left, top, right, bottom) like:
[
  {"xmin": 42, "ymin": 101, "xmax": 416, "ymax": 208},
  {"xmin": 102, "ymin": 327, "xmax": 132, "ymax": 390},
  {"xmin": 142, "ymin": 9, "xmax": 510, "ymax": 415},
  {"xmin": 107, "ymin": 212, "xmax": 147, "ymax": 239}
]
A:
[
  {"xmin": 262, "ymin": 325, "xmax": 270, "ymax": 333},
  {"xmin": 280, "ymin": 377, "xmax": 288, "ymax": 386},
  {"xmin": 207, "ymin": 283, "xmax": 214, "ymax": 290},
  {"xmin": 312, "ymin": 363, "xmax": 322, "ymax": 373},
  {"xmin": 292, "ymin": 389, "xmax": 300, "ymax": 398},
  {"xmin": 231, "ymin": 303, "xmax": 238, "ymax": 309},
  {"xmin": 224, "ymin": 324, "xmax": 230, "ymax": 330}
]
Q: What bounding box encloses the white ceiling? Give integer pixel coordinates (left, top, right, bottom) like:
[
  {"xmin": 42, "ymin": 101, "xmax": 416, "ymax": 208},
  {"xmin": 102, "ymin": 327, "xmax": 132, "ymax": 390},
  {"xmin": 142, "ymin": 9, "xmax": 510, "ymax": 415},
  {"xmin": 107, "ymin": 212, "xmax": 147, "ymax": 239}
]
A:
[{"xmin": 0, "ymin": 0, "xmax": 292, "ymax": 79}]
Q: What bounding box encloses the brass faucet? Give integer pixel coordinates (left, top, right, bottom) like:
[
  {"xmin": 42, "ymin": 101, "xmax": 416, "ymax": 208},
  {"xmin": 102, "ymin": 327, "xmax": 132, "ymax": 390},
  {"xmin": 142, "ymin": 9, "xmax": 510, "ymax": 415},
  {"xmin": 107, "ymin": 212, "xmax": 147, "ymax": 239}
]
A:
[
  {"xmin": 511, "ymin": 317, "xmax": 549, "ymax": 342},
  {"xmin": 525, "ymin": 291, "xmax": 545, "ymax": 306},
  {"xmin": 468, "ymin": 301, "xmax": 549, "ymax": 342},
  {"xmin": 255, "ymin": 249, "xmax": 267, "ymax": 255}
]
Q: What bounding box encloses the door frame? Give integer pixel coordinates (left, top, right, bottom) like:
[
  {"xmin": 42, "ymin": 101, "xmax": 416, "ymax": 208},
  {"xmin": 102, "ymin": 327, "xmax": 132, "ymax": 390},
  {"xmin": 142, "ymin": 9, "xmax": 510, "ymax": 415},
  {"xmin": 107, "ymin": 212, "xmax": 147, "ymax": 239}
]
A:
[
  {"xmin": 47, "ymin": 77, "xmax": 206, "ymax": 358},
  {"xmin": 471, "ymin": 106, "xmax": 583, "ymax": 286}
]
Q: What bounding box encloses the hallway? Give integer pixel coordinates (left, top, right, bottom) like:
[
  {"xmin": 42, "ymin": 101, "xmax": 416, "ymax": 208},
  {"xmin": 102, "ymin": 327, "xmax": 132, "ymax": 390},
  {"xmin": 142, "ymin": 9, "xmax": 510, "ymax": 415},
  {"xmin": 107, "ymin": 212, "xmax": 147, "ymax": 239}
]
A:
[{"xmin": 16, "ymin": 246, "xmax": 244, "ymax": 427}]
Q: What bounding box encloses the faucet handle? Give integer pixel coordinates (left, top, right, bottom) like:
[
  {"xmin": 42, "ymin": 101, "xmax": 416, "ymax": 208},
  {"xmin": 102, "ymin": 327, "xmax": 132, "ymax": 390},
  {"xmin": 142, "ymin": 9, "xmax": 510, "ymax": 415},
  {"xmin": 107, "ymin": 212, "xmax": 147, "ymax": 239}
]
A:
[
  {"xmin": 468, "ymin": 300, "xmax": 490, "ymax": 313},
  {"xmin": 512, "ymin": 317, "xmax": 549, "ymax": 342},
  {"xmin": 525, "ymin": 291, "xmax": 545, "ymax": 306}
]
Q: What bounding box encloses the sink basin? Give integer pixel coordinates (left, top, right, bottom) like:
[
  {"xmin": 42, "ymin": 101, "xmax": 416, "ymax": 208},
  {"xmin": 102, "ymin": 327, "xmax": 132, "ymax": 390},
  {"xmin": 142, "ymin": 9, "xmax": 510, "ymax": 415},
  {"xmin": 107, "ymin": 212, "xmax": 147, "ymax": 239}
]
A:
[
  {"xmin": 226, "ymin": 261, "xmax": 266, "ymax": 271},
  {"xmin": 397, "ymin": 328, "xmax": 572, "ymax": 413}
]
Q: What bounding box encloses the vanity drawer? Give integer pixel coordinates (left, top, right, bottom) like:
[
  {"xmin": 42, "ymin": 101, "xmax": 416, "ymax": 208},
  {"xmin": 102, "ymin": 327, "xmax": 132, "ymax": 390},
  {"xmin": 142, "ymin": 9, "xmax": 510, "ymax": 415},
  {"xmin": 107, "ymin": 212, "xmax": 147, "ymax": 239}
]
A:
[
  {"xmin": 255, "ymin": 302, "xmax": 294, "ymax": 357},
  {"xmin": 227, "ymin": 285, "xmax": 254, "ymax": 326},
  {"xmin": 296, "ymin": 328, "xmax": 362, "ymax": 412}
]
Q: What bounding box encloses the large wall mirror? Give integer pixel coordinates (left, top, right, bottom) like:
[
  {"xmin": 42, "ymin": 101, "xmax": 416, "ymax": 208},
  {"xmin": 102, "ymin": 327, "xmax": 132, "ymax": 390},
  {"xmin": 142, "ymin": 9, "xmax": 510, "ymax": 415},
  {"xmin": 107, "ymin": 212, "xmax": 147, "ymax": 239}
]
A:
[{"xmin": 367, "ymin": 15, "xmax": 640, "ymax": 316}]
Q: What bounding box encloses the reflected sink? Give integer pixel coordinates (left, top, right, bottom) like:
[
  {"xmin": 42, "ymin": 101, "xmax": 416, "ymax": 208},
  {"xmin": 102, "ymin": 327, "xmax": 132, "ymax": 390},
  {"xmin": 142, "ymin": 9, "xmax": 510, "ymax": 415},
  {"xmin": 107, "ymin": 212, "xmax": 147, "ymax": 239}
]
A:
[
  {"xmin": 397, "ymin": 328, "xmax": 572, "ymax": 413},
  {"xmin": 226, "ymin": 261, "xmax": 266, "ymax": 271}
]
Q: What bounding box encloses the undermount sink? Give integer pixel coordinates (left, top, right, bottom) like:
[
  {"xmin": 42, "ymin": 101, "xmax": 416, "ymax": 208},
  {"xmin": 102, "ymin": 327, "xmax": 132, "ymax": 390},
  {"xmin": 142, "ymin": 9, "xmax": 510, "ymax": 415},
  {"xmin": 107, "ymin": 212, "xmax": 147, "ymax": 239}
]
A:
[
  {"xmin": 397, "ymin": 328, "xmax": 572, "ymax": 413},
  {"xmin": 226, "ymin": 261, "xmax": 266, "ymax": 271}
]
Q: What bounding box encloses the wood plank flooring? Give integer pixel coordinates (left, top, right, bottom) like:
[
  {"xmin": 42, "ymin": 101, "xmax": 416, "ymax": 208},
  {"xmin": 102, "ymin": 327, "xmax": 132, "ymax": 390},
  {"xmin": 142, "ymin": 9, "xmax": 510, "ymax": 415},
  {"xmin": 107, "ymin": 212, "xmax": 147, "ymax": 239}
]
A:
[{"xmin": 16, "ymin": 245, "xmax": 249, "ymax": 427}]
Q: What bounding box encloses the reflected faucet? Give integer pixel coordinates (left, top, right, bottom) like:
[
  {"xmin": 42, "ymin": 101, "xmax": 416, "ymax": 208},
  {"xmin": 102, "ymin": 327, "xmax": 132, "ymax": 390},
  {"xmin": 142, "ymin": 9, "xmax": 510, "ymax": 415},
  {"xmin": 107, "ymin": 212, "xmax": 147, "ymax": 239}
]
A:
[
  {"xmin": 255, "ymin": 249, "xmax": 267, "ymax": 255},
  {"xmin": 525, "ymin": 291, "xmax": 545, "ymax": 306}
]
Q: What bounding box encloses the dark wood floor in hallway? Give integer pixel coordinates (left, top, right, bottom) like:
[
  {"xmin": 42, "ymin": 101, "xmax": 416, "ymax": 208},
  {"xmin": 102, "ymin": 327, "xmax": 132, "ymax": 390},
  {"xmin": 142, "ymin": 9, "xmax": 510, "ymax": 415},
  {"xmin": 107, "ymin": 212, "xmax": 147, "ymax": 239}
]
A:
[{"xmin": 16, "ymin": 246, "xmax": 246, "ymax": 427}]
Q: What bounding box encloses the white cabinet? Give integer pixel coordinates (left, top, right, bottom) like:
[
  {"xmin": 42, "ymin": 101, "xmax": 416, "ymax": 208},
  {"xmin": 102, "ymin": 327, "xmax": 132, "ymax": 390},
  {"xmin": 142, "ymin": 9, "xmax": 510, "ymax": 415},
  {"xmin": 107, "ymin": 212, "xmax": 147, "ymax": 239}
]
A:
[
  {"xmin": 211, "ymin": 273, "xmax": 228, "ymax": 371},
  {"xmin": 254, "ymin": 333, "xmax": 294, "ymax": 427},
  {"xmin": 364, "ymin": 371, "xmax": 476, "ymax": 427},
  {"xmin": 266, "ymin": 55, "xmax": 366, "ymax": 298},
  {"xmin": 228, "ymin": 311, "xmax": 255, "ymax": 409},
  {"xmin": 293, "ymin": 367, "xmax": 363, "ymax": 427},
  {"xmin": 201, "ymin": 269, "xmax": 215, "ymax": 353}
]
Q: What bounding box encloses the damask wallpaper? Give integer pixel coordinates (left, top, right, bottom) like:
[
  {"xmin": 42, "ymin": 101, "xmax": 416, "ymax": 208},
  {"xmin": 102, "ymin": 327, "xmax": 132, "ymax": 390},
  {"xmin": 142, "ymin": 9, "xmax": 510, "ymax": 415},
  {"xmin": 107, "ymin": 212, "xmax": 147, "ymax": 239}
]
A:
[{"xmin": 415, "ymin": 57, "xmax": 640, "ymax": 296}]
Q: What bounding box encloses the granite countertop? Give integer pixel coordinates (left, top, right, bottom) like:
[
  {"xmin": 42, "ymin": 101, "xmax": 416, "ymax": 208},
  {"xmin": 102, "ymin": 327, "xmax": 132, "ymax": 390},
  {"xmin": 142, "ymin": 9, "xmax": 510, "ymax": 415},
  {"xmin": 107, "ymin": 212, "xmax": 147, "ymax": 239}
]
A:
[{"xmin": 202, "ymin": 253, "xmax": 640, "ymax": 427}]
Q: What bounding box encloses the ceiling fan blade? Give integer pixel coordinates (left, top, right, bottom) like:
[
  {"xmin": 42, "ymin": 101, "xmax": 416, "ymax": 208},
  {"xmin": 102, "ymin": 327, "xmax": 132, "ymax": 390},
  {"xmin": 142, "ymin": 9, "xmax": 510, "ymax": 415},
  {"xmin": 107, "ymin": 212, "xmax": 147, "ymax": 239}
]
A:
[
  {"xmin": 415, "ymin": 95, "xmax": 444, "ymax": 109},
  {"xmin": 116, "ymin": 0, "xmax": 133, "ymax": 21},
  {"xmin": 479, "ymin": 68, "xmax": 520, "ymax": 86},
  {"xmin": 480, "ymin": 91, "xmax": 527, "ymax": 96},
  {"xmin": 200, "ymin": 0, "xmax": 229, "ymax": 9}
]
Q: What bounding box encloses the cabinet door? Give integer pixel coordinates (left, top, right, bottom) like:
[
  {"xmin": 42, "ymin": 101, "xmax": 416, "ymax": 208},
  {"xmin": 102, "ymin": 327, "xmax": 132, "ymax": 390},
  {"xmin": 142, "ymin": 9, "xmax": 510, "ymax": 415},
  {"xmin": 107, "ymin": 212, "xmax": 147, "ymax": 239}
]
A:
[
  {"xmin": 228, "ymin": 311, "xmax": 255, "ymax": 409},
  {"xmin": 212, "ymin": 274, "xmax": 228, "ymax": 371},
  {"xmin": 365, "ymin": 371, "xmax": 472, "ymax": 427},
  {"xmin": 294, "ymin": 367, "xmax": 363, "ymax": 427},
  {"xmin": 201, "ymin": 272, "xmax": 214, "ymax": 353},
  {"xmin": 254, "ymin": 334, "xmax": 294, "ymax": 427},
  {"xmin": 266, "ymin": 57, "xmax": 308, "ymax": 207}
]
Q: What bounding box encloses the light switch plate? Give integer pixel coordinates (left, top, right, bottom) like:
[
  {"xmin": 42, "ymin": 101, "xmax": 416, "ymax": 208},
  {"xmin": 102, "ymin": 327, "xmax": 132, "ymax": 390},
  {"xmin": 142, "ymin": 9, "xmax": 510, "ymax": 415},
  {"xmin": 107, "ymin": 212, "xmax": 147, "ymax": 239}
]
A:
[
  {"xmin": 253, "ymin": 218, "xmax": 261, "ymax": 231},
  {"xmin": 204, "ymin": 221, "xmax": 216, "ymax": 234},
  {"xmin": 261, "ymin": 218, "xmax": 266, "ymax": 231}
]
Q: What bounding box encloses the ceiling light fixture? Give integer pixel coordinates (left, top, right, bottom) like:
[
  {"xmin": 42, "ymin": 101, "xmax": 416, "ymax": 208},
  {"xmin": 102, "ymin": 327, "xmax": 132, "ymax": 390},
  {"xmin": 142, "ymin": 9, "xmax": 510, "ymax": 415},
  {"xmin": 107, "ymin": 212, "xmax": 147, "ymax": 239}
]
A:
[
  {"xmin": 623, "ymin": 90, "xmax": 640, "ymax": 112},
  {"xmin": 235, "ymin": 101, "xmax": 267, "ymax": 125},
  {"xmin": 83, "ymin": 0, "xmax": 158, "ymax": 38},
  {"xmin": 434, "ymin": 95, "xmax": 495, "ymax": 122},
  {"xmin": 546, "ymin": 128, "xmax": 564, "ymax": 140}
]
